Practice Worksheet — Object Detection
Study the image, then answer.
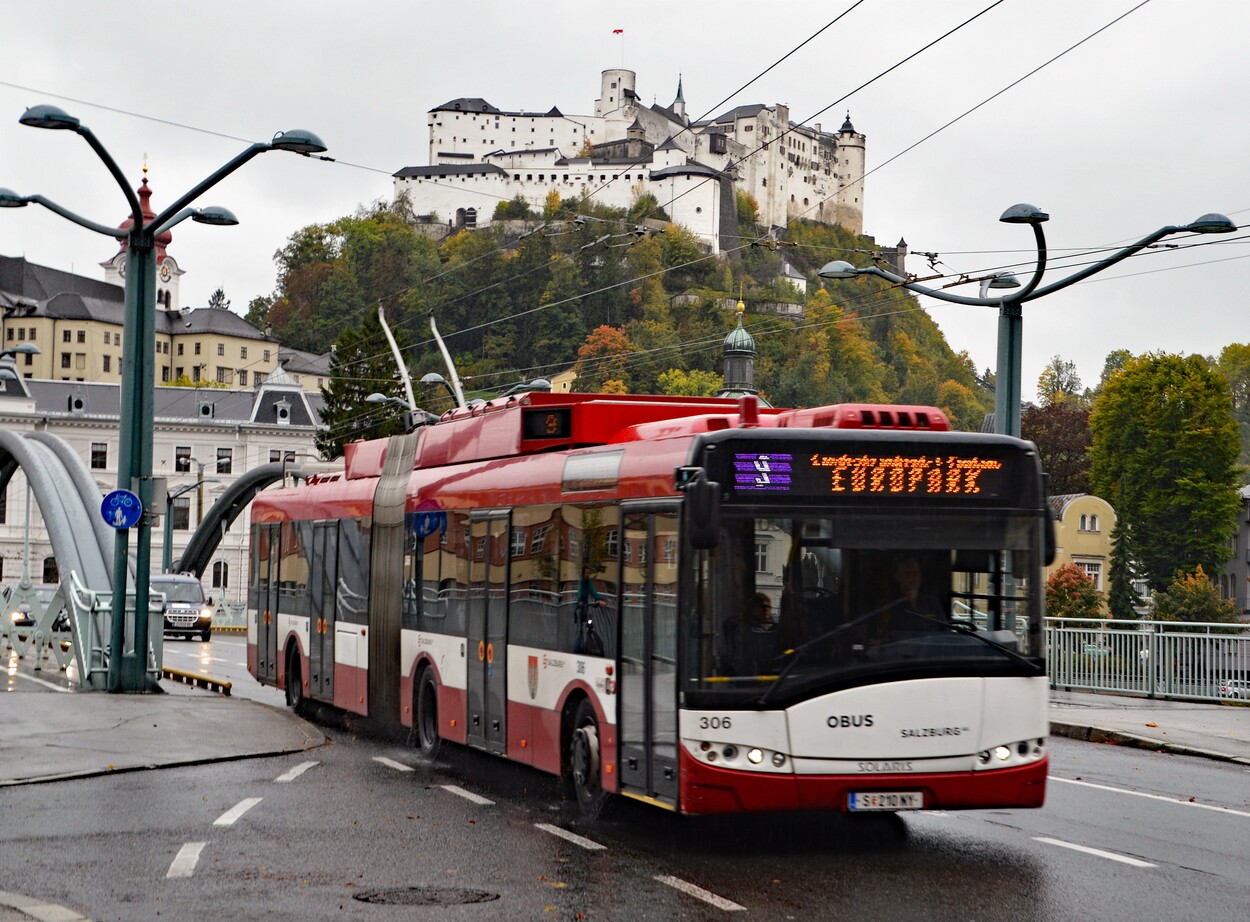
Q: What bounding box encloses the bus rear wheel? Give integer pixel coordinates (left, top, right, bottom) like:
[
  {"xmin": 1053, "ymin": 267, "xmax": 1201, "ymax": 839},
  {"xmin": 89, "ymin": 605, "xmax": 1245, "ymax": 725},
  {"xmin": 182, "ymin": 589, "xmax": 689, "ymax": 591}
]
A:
[
  {"xmin": 569, "ymin": 698, "xmax": 607, "ymax": 818},
  {"xmin": 285, "ymin": 648, "xmax": 304, "ymax": 713},
  {"xmin": 416, "ymin": 669, "xmax": 441, "ymax": 760}
]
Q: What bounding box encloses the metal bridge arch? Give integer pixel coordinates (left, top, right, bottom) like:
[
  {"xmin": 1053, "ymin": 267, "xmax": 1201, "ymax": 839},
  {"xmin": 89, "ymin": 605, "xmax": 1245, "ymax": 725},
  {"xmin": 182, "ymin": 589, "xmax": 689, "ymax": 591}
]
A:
[{"xmin": 176, "ymin": 461, "xmax": 298, "ymax": 578}]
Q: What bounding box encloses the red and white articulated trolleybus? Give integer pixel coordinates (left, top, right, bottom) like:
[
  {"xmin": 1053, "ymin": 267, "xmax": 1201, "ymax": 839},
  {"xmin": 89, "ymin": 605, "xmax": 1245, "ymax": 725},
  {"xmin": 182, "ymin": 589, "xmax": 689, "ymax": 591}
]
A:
[{"xmin": 247, "ymin": 391, "xmax": 1053, "ymax": 816}]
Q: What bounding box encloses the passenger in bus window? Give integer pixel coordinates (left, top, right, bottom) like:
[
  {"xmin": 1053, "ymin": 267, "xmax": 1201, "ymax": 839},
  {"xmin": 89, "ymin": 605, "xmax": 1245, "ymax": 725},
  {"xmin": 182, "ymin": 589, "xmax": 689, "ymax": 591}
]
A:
[
  {"xmin": 877, "ymin": 555, "xmax": 945, "ymax": 634},
  {"xmin": 718, "ymin": 592, "xmax": 779, "ymax": 675},
  {"xmin": 575, "ymin": 565, "xmax": 606, "ymax": 655}
]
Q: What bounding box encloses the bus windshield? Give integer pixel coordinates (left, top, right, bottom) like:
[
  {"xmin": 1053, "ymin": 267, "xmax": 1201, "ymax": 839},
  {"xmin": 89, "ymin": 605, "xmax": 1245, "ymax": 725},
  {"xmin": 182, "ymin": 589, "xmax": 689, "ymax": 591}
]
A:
[{"xmin": 683, "ymin": 508, "xmax": 1044, "ymax": 709}]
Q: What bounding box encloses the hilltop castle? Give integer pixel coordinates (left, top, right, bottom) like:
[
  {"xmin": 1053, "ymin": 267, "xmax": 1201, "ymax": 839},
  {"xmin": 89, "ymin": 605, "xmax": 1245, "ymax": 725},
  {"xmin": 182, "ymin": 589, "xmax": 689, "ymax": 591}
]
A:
[{"xmin": 393, "ymin": 69, "xmax": 866, "ymax": 251}]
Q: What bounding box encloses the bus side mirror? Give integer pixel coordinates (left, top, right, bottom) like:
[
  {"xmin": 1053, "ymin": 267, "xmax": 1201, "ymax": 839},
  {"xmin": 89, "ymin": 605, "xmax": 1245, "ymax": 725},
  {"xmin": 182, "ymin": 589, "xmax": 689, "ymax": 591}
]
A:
[{"xmin": 685, "ymin": 478, "xmax": 721, "ymax": 550}]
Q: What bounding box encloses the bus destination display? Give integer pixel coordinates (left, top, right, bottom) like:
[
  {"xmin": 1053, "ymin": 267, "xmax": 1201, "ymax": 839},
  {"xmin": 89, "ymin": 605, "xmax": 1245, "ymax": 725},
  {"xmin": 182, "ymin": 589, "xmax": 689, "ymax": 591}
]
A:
[{"xmin": 730, "ymin": 449, "xmax": 1008, "ymax": 498}]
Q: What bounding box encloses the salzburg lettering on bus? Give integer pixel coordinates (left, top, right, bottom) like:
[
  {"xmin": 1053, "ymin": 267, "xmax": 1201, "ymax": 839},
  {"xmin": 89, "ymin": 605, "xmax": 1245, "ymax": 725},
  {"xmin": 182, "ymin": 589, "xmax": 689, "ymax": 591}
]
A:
[{"xmin": 809, "ymin": 453, "xmax": 1003, "ymax": 495}]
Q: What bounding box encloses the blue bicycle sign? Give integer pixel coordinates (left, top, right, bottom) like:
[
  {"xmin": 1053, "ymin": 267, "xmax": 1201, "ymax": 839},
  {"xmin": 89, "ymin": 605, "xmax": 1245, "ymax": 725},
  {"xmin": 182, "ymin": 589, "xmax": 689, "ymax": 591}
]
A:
[{"xmin": 101, "ymin": 489, "xmax": 143, "ymax": 530}]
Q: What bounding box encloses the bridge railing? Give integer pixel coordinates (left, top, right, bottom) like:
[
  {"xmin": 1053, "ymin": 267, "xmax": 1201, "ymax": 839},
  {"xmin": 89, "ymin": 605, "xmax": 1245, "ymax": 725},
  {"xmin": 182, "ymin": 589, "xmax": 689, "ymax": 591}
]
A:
[{"xmin": 1046, "ymin": 617, "xmax": 1249, "ymax": 701}]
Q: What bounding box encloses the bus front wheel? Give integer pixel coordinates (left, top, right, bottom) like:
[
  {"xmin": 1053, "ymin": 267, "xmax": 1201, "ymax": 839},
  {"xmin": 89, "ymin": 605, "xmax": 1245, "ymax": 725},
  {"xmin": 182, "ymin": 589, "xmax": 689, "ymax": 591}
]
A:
[
  {"xmin": 416, "ymin": 669, "xmax": 442, "ymax": 760},
  {"xmin": 569, "ymin": 698, "xmax": 607, "ymax": 818},
  {"xmin": 285, "ymin": 648, "xmax": 304, "ymax": 713}
]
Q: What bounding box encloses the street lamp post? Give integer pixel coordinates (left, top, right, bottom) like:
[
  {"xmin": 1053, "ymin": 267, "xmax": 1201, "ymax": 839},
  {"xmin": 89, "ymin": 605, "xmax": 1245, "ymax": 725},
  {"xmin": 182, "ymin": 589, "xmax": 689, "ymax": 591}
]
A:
[
  {"xmin": 1, "ymin": 104, "xmax": 326, "ymax": 691},
  {"xmin": 163, "ymin": 477, "xmax": 220, "ymax": 573},
  {"xmin": 819, "ymin": 205, "xmax": 1236, "ymax": 437}
]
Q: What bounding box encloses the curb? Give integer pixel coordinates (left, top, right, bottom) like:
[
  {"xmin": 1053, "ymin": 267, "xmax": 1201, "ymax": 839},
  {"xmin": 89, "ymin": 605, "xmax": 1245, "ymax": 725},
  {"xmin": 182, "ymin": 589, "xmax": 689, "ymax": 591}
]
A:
[
  {"xmin": 161, "ymin": 666, "xmax": 232, "ymax": 695},
  {"xmin": 1049, "ymin": 720, "xmax": 1250, "ymax": 765}
]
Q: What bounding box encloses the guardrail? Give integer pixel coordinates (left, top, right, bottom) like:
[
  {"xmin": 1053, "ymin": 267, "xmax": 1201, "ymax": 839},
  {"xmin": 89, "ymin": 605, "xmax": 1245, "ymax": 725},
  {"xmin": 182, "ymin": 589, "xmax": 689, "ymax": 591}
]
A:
[{"xmin": 1046, "ymin": 617, "xmax": 1249, "ymax": 702}]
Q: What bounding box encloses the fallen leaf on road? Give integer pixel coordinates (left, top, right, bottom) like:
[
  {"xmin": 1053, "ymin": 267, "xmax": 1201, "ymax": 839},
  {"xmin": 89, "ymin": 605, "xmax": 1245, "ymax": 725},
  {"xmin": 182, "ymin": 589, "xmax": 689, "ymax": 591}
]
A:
[{"xmin": 1145, "ymin": 722, "xmax": 1158, "ymax": 728}]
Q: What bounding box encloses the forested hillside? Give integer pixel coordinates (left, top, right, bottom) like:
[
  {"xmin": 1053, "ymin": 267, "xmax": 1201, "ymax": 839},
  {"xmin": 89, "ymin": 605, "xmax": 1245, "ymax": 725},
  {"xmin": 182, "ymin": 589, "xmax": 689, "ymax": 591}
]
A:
[{"xmin": 245, "ymin": 193, "xmax": 994, "ymax": 452}]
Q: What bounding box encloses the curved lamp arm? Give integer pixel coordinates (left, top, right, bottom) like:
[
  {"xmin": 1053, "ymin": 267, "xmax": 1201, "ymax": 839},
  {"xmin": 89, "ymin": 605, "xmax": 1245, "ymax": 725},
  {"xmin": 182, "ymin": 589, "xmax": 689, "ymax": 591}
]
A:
[{"xmin": 21, "ymin": 194, "xmax": 127, "ymax": 238}]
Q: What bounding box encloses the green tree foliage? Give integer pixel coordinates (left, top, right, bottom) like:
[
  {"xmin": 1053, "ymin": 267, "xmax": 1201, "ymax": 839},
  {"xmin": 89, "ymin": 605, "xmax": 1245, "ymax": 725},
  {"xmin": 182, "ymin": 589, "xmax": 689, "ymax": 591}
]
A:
[
  {"xmin": 315, "ymin": 311, "xmax": 409, "ymax": 460},
  {"xmin": 1046, "ymin": 563, "xmax": 1106, "ymax": 621},
  {"xmin": 1106, "ymin": 524, "xmax": 1142, "ymax": 619},
  {"xmin": 657, "ymin": 368, "xmax": 722, "ymax": 396},
  {"xmin": 493, "ymin": 195, "xmax": 534, "ymax": 220},
  {"xmin": 1036, "ymin": 355, "xmax": 1085, "ymax": 407},
  {"xmin": 1215, "ymin": 342, "xmax": 1250, "ymax": 477},
  {"xmin": 1151, "ymin": 565, "xmax": 1238, "ymax": 625},
  {"xmin": 1021, "ymin": 403, "xmax": 1092, "ymax": 495},
  {"xmin": 1089, "ymin": 352, "xmax": 1242, "ymax": 593},
  {"xmin": 207, "ymin": 288, "xmax": 230, "ymax": 311}
]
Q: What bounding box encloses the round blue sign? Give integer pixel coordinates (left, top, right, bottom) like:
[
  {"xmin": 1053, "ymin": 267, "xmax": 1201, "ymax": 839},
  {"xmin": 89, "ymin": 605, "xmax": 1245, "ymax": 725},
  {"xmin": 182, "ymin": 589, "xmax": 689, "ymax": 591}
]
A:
[
  {"xmin": 412, "ymin": 510, "xmax": 447, "ymax": 539},
  {"xmin": 102, "ymin": 489, "xmax": 143, "ymax": 530}
]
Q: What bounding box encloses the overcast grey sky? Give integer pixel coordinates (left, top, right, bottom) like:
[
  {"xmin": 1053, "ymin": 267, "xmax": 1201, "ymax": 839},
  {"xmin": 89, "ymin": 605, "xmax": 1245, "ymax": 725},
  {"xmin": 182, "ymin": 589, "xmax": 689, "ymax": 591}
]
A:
[{"xmin": 2, "ymin": 0, "xmax": 1245, "ymax": 401}]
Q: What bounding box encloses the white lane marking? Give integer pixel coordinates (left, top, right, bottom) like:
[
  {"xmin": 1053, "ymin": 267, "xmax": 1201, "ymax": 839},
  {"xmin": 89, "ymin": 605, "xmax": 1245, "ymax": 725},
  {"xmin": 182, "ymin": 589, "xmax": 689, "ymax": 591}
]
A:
[
  {"xmin": 1034, "ymin": 836, "xmax": 1156, "ymax": 868},
  {"xmin": 166, "ymin": 842, "xmax": 207, "ymax": 878},
  {"xmin": 535, "ymin": 823, "xmax": 607, "ymax": 851},
  {"xmin": 213, "ymin": 797, "xmax": 263, "ymax": 827},
  {"xmin": 655, "ymin": 875, "xmax": 746, "ymax": 912},
  {"xmin": 1051, "ymin": 776, "xmax": 1250, "ymax": 818},
  {"xmin": 274, "ymin": 761, "xmax": 319, "ymax": 783},
  {"xmin": 7, "ymin": 670, "xmax": 73, "ymax": 692},
  {"xmin": 0, "ymin": 889, "xmax": 93, "ymax": 921},
  {"xmin": 440, "ymin": 784, "xmax": 495, "ymax": 805},
  {"xmin": 374, "ymin": 756, "xmax": 414, "ymax": 772}
]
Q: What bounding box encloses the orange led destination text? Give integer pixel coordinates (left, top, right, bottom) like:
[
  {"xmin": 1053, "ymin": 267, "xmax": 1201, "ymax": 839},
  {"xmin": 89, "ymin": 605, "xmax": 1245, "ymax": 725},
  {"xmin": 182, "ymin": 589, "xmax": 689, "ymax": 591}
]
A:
[{"xmin": 810, "ymin": 454, "xmax": 1003, "ymax": 495}]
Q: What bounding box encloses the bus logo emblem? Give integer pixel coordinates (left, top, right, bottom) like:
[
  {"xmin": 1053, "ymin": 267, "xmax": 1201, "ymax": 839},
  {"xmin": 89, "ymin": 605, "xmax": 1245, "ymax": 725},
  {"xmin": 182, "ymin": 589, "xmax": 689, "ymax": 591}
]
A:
[{"xmin": 527, "ymin": 656, "xmax": 539, "ymax": 699}]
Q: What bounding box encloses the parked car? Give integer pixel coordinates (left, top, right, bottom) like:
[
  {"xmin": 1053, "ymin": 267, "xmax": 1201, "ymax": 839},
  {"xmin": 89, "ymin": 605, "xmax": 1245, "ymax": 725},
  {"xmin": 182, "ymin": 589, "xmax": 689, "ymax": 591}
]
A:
[
  {"xmin": 151, "ymin": 574, "xmax": 213, "ymax": 641},
  {"xmin": 1218, "ymin": 678, "xmax": 1249, "ymax": 699}
]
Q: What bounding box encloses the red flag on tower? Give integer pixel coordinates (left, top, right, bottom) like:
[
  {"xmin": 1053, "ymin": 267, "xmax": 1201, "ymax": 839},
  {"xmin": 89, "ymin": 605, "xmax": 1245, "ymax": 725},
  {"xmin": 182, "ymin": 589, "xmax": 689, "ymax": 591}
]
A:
[{"xmin": 612, "ymin": 28, "xmax": 623, "ymax": 34}]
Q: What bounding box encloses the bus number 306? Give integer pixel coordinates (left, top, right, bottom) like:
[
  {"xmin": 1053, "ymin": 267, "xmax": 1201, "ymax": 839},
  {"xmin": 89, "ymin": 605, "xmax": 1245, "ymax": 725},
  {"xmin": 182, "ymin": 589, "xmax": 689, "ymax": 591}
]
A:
[{"xmin": 699, "ymin": 716, "xmax": 732, "ymax": 730}]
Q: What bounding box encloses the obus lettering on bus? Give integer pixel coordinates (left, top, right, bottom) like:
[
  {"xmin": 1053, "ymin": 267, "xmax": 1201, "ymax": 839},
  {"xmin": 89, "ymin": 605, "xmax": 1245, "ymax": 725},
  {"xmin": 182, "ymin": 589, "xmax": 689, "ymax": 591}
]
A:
[{"xmin": 826, "ymin": 714, "xmax": 873, "ymax": 728}]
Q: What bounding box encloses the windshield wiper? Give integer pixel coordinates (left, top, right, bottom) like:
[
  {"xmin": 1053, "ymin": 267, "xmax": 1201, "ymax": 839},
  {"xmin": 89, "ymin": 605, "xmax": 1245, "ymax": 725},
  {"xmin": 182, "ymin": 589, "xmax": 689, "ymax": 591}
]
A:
[{"xmin": 908, "ymin": 613, "xmax": 1044, "ymax": 672}]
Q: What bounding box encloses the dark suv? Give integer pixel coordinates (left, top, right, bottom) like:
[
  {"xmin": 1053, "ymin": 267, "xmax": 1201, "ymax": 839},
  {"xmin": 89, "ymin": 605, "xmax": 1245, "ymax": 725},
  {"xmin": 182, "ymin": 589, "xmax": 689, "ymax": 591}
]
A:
[{"xmin": 152, "ymin": 574, "xmax": 213, "ymax": 641}]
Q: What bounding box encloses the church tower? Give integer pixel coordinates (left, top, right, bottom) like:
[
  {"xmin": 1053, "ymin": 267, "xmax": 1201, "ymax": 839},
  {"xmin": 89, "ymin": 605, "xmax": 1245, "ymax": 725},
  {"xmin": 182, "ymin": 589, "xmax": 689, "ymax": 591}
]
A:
[
  {"xmin": 672, "ymin": 75, "xmax": 687, "ymax": 123},
  {"xmin": 100, "ymin": 168, "xmax": 186, "ymax": 311},
  {"xmin": 718, "ymin": 299, "xmax": 770, "ymax": 405}
]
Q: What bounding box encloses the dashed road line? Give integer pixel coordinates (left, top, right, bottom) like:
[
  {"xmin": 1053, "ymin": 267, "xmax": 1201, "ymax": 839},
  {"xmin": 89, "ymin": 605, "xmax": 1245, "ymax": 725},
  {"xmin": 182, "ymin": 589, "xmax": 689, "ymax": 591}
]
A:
[
  {"xmin": 535, "ymin": 823, "xmax": 607, "ymax": 850},
  {"xmin": 0, "ymin": 889, "xmax": 93, "ymax": 921},
  {"xmin": 1051, "ymin": 776, "xmax": 1250, "ymax": 818},
  {"xmin": 166, "ymin": 842, "xmax": 207, "ymax": 879},
  {"xmin": 274, "ymin": 761, "xmax": 319, "ymax": 783},
  {"xmin": 213, "ymin": 797, "xmax": 263, "ymax": 827},
  {"xmin": 374, "ymin": 756, "xmax": 414, "ymax": 772},
  {"xmin": 1034, "ymin": 836, "xmax": 1156, "ymax": 868},
  {"xmin": 655, "ymin": 875, "xmax": 746, "ymax": 912},
  {"xmin": 440, "ymin": 784, "xmax": 495, "ymax": 805}
]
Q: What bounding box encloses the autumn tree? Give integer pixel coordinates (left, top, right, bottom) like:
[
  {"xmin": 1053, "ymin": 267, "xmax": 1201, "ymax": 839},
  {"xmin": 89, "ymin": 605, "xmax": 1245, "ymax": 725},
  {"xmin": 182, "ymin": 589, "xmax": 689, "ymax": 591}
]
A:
[
  {"xmin": 1036, "ymin": 355, "xmax": 1086, "ymax": 407},
  {"xmin": 1046, "ymin": 564, "xmax": 1105, "ymax": 621},
  {"xmin": 573, "ymin": 325, "xmax": 634, "ymax": 393},
  {"xmin": 1089, "ymin": 352, "xmax": 1242, "ymax": 593},
  {"xmin": 1151, "ymin": 565, "xmax": 1238, "ymax": 625},
  {"xmin": 1021, "ymin": 403, "xmax": 1092, "ymax": 495}
]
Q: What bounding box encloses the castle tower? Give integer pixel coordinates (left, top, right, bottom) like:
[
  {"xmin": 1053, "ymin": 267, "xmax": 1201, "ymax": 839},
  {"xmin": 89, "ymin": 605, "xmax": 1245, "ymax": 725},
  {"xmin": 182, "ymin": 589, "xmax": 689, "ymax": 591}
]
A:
[
  {"xmin": 100, "ymin": 170, "xmax": 185, "ymax": 311},
  {"xmin": 595, "ymin": 68, "xmax": 637, "ymax": 117},
  {"xmin": 672, "ymin": 75, "xmax": 687, "ymax": 123},
  {"xmin": 834, "ymin": 112, "xmax": 867, "ymax": 236}
]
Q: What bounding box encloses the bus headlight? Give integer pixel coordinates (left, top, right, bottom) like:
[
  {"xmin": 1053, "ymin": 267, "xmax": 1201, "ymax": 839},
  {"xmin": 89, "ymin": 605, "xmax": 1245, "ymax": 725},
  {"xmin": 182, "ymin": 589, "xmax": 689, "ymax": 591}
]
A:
[
  {"xmin": 993, "ymin": 745, "xmax": 1012, "ymax": 762},
  {"xmin": 747, "ymin": 748, "xmax": 764, "ymax": 765}
]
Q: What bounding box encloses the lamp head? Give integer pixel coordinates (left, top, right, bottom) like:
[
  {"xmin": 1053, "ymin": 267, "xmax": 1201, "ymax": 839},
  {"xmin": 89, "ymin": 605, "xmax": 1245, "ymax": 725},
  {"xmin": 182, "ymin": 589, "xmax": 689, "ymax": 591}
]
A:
[
  {"xmin": 420, "ymin": 372, "xmax": 448, "ymax": 386},
  {"xmin": 270, "ymin": 129, "xmax": 327, "ymax": 155},
  {"xmin": 818, "ymin": 260, "xmax": 860, "ymax": 280},
  {"xmin": 9, "ymin": 342, "xmax": 41, "ymax": 356},
  {"xmin": 1185, "ymin": 212, "xmax": 1236, "ymax": 234},
  {"xmin": 19, "ymin": 104, "xmax": 81, "ymax": 131},
  {"xmin": 0, "ymin": 188, "xmax": 29, "ymax": 208},
  {"xmin": 999, "ymin": 203, "xmax": 1049, "ymax": 225},
  {"xmin": 365, "ymin": 392, "xmax": 389, "ymax": 405},
  {"xmin": 192, "ymin": 205, "xmax": 239, "ymax": 227},
  {"xmin": 987, "ymin": 271, "xmax": 1020, "ymax": 290}
]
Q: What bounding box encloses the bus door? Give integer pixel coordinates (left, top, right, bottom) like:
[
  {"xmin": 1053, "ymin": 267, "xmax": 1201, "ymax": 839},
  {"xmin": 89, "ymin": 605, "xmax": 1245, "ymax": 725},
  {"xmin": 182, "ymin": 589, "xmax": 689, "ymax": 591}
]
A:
[
  {"xmin": 618, "ymin": 505, "xmax": 680, "ymax": 806},
  {"xmin": 254, "ymin": 523, "xmax": 281, "ymax": 684},
  {"xmin": 308, "ymin": 521, "xmax": 338, "ymax": 701},
  {"xmin": 465, "ymin": 511, "xmax": 510, "ymax": 753}
]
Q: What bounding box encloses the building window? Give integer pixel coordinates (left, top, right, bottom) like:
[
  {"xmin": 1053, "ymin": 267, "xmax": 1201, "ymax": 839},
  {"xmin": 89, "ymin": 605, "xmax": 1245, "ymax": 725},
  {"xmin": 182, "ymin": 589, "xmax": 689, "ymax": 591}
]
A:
[
  {"xmin": 62, "ymin": 330, "xmax": 71, "ymax": 343},
  {"xmin": 604, "ymin": 528, "xmax": 619, "ymax": 559},
  {"xmin": 263, "ymin": 350, "xmax": 271, "ymax": 362},
  {"xmin": 77, "ymin": 330, "xmax": 85, "ymax": 343},
  {"xmin": 1076, "ymin": 560, "xmax": 1103, "ymax": 592},
  {"xmin": 530, "ymin": 524, "xmax": 551, "ymax": 555},
  {"xmin": 217, "ymin": 343, "xmax": 225, "ymax": 356},
  {"xmin": 212, "ymin": 561, "xmax": 229, "ymax": 590},
  {"xmin": 216, "ymin": 367, "xmax": 228, "ymax": 384},
  {"xmin": 510, "ymin": 529, "xmax": 526, "ymax": 558},
  {"xmin": 61, "ymin": 352, "xmax": 71, "ymax": 369},
  {"xmin": 102, "ymin": 355, "xmax": 111, "ymax": 373},
  {"xmin": 240, "ymin": 346, "xmax": 248, "ymax": 359},
  {"xmin": 177, "ymin": 343, "xmax": 184, "ymax": 355},
  {"xmin": 104, "ymin": 331, "xmax": 111, "ymax": 345},
  {"xmin": 755, "ymin": 542, "xmax": 769, "ymax": 573},
  {"xmin": 175, "ymin": 446, "xmax": 192, "ymax": 473},
  {"xmin": 90, "ymin": 442, "xmax": 108, "ymax": 470},
  {"xmin": 172, "ymin": 496, "xmax": 191, "ymax": 531},
  {"xmin": 43, "ymin": 556, "xmax": 60, "ymax": 584},
  {"xmin": 194, "ymin": 342, "xmax": 201, "ymax": 355},
  {"xmin": 161, "ymin": 367, "xmax": 169, "ymax": 382},
  {"xmin": 238, "ymin": 370, "xmax": 248, "ymax": 386},
  {"xmin": 216, "ymin": 447, "xmax": 233, "ymax": 475},
  {"xmin": 269, "ymin": 449, "xmax": 296, "ymax": 463}
]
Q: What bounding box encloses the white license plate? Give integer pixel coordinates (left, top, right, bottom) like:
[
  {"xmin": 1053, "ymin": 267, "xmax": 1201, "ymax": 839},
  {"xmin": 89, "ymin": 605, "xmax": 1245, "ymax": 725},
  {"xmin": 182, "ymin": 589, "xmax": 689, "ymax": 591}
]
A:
[{"xmin": 848, "ymin": 791, "xmax": 924, "ymax": 811}]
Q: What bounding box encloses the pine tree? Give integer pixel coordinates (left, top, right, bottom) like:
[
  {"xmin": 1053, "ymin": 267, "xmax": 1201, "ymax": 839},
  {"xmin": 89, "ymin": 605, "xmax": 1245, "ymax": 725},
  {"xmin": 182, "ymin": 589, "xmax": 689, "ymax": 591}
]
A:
[{"xmin": 315, "ymin": 312, "xmax": 409, "ymax": 460}]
